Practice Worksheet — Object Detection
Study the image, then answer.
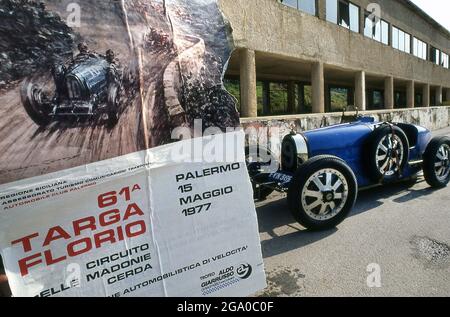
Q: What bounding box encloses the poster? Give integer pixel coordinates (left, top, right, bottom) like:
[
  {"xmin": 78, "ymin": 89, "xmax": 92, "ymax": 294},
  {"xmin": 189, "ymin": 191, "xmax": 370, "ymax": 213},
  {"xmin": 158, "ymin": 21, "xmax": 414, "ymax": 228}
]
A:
[
  {"xmin": 0, "ymin": 0, "xmax": 266, "ymax": 297},
  {"xmin": 0, "ymin": 0, "xmax": 239, "ymax": 184},
  {"xmin": 0, "ymin": 132, "xmax": 266, "ymax": 297}
]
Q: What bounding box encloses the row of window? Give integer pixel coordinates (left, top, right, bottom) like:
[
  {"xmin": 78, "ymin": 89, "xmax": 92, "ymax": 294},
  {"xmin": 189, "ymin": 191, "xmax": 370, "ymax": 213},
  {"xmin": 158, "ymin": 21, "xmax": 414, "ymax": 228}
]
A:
[
  {"xmin": 224, "ymin": 78, "xmax": 446, "ymax": 117},
  {"xmin": 280, "ymin": 0, "xmax": 450, "ymax": 69}
]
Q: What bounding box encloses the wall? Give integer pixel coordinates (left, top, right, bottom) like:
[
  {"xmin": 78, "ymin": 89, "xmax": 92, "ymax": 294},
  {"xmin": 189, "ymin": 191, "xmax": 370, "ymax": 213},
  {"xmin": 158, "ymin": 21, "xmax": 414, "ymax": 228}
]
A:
[
  {"xmin": 240, "ymin": 106, "xmax": 450, "ymax": 141},
  {"xmin": 219, "ymin": 0, "xmax": 450, "ymax": 87}
]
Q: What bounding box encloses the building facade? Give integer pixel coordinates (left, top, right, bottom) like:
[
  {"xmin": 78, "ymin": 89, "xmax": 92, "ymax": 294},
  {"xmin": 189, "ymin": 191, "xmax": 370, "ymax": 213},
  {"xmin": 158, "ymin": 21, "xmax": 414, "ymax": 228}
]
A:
[{"xmin": 219, "ymin": 0, "xmax": 450, "ymax": 119}]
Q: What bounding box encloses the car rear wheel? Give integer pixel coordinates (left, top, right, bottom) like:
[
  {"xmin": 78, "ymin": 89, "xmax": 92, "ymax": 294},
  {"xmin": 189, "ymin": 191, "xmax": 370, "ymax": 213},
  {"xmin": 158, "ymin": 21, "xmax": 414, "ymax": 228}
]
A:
[
  {"xmin": 287, "ymin": 155, "xmax": 358, "ymax": 231},
  {"xmin": 21, "ymin": 81, "xmax": 52, "ymax": 127},
  {"xmin": 365, "ymin": 125, "xmax": 409, "ymax": 182},
  {"xmin": 423, "ymin": 136, "xmax": 450, "ymax": 188}
]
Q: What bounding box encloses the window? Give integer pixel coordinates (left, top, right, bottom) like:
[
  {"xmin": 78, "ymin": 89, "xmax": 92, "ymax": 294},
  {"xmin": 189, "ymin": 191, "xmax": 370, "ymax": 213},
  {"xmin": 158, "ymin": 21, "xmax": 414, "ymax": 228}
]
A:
[
  {"xmin": 329, "ymin": 87, "xmax": 351, "ymax": 112},
  {"xmin": 224, "ymin": 78, "xmax": 240, "ymax": 112},
  {"xmin": 364, "ymin": 13, "xmax": 389, "ymax": 45},
  {"xmin": 392, "ymin": 27, "xmax": 398, "ymax": 49},
  {"xmin": 349, "ymin": 3, "xmax": 359, "ymax": 33},
  {"xmin": 392, "ymin": 26, "xmax": 411, "ymax": 53},
  {"xmin": 431, "ymin": 47, "xmax": 440, "ymax": 65},
  {"xmin": 368, "ymin": 90, "xmax": 384, "ymax": 110},
  {"xmin": 326, "ymin": 0, "xmax": 338, "ymax": 23},
  {"xmin": 381, "ymin": 21, "xmax": 389, "ymax": 45},
  {"xmin": 441, "ymin": 52, "xmax": 449, "ymax": 68},
  {"xmin": 413, "ymin": 37, "xmax": 427, "ymax": 60},
  {"xmin": 327, "ymin": 0, "xmax": 359, "ymax": 33},
  {"xmin": 280, "ymin": 0, "xmax": 316, "ymax": 15},
  {"xmin": 339, "ymin": 1, "xmax": 350, "ymax": 29}
]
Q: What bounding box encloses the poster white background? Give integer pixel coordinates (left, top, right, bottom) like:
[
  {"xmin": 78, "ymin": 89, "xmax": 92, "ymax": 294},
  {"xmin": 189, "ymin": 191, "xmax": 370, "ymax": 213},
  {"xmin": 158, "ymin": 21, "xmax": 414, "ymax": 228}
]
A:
[{"xmin": 0, "ymin": 132, "xmax": 266, "ymax": 297}]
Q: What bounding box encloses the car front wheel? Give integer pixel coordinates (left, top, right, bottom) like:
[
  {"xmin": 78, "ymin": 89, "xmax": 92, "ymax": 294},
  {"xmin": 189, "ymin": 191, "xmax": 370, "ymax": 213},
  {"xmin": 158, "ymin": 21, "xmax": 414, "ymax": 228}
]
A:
[
  {"xmin": 423, "ymin": 136, "xmax": 450, "ymax": 188},
  {"xmin": 287, "ymin": 155, "xmax": 358, "ymax": 231}
]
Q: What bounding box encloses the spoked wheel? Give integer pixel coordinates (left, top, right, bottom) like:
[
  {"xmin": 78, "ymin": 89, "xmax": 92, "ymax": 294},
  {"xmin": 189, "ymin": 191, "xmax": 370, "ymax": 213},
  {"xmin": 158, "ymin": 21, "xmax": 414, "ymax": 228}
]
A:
[
  {"xmin": 423, "ymin": 136, "xmax": 450, "ymax": 188},
  {"xmin": 20, "ymin": 81, "xmax": 52, "ymax": 127},
  {"xmin": 366, "ymin": 125, "xmax": 409, "ymax": 182},
  {"xmin": 301, "ymin": 169, "xmax": 349, "ymax": 221},
  {"xmin": 376, "ymin": 134, "xmax": 405, "ymax": 176},
  {"xmin": 288, "ymin": 155, "xmax": 358, "ymax": 231}
]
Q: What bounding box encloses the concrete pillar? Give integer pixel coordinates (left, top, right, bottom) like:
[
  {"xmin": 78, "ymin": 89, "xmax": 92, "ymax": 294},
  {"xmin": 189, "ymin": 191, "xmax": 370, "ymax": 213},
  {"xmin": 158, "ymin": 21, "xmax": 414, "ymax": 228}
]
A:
[
  {"xmin": 384, "ymin": 76, "xmax": 394, "ymax": 110},
  {"xmin": 435, "ymin": 86, "xmax": 443, "ymax": 105},
  {"xmin": 422, "ymin": 84, "xmax": 430, "ymax": 107},
  {"xmin": 355, "ymin": 71, "xmax": 366, "ymax": 111},
  {"xmin": 406, "ymin": 80, "xmax": 415, "ymax": 108},
  {"xmin": 287, "ymin": 81, "xmax": 296, "ymax": 114},
  {"xmin": 240, "ymin": 49, "xmax": 257, "ymax": 118},
  {"xmin": 312, "ymin": 62, "xmax": 325, "ymax": 113}
]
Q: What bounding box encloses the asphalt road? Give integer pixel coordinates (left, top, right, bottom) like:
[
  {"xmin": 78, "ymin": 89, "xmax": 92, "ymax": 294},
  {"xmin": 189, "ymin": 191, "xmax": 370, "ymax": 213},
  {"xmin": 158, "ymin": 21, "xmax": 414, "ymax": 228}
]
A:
[{"xmin": 255, "ymin": 126, "xmax": 450, "ymax": 297}]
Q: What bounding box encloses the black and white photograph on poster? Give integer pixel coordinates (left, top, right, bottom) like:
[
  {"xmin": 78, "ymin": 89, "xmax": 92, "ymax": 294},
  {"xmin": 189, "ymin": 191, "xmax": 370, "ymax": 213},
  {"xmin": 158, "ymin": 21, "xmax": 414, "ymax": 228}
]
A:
[
  {"xmin": 0, "ymin": 0, "xmax": 266, "ymax": 298},
  {"xmin": 0, "ymin": 0, "xmax": 240, "ymax": 185}
]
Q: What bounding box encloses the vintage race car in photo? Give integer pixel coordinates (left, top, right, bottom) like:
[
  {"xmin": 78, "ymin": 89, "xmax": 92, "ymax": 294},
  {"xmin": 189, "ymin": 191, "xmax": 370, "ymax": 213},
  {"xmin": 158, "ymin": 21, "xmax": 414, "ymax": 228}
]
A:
[
  {"xmin": 246, "ymin": 114, "xmax": 450, "ymax": 231},
  {"xmin": 21, "ymin": 46, "xmax": 123, "ymax": 128}
]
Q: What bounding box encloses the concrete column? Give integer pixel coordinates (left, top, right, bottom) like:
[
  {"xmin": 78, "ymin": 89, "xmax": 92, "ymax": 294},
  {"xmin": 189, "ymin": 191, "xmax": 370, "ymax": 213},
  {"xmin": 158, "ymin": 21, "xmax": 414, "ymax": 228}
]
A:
[
  {"xmin": 406, "ymin": 80, "xmax": 415, "ymax": 108},
  {"xmin": 355, "ymin": 71, "xmax": 366, "ymax": 111},
  {"xmin": 312, "ymin": 62, "xmax": 325, "ymax": 113},
  {"xmin": 422, "ymin": 84, "xmax": 430, "ymax": 107},
  {"xmin": 435, "ymin": 86, "xmax": 443, "ymax": 105},
  {"xmin": 384, "ymin": 76, "xmax": 394, "ymax": 110},
  {"xmin": 239, "ymin": 49, "xmax": 257, "ymax": 118}
]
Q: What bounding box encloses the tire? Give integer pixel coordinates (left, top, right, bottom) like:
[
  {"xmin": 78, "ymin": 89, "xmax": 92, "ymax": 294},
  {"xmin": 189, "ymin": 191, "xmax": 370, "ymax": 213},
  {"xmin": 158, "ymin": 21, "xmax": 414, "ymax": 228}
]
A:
[
  {"xmin": 423, "ymin": 136, "xmax": 450, "ymax": 188},
  {"xmin": 245, "ymin": 145, "xmax": 279, "ymax": 200},
  {"xmin": 287, "ymin": 155, "xmax": 358, "ymax": 231},
  {"xmin": 107, "ymin": 84, "xmax": 120, "ymax": 127},
  {"xmin": 20, "ymin": 81, "xmax": 52, "ymax": 127},
  {"xmin": 365, "ymin": 125, "xmax": 409, "ymax": 183}
]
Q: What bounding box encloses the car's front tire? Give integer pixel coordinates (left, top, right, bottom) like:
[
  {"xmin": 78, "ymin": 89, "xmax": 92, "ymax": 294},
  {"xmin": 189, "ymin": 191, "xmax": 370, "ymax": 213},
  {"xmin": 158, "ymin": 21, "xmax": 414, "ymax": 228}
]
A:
[
  {"xmin": 423, "ymin": 136, "xmax": 450, "ymax": 188},
  {"xmin": 287, "ymin": 155, "xmax": 358, "ymax": 231}
]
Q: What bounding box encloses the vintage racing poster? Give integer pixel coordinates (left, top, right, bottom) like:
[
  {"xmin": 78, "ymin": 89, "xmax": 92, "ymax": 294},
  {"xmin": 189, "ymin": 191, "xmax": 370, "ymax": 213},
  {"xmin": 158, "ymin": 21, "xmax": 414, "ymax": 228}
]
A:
[
  {"xmin": 0, "ymin": 132, "xmax": 266, "ymax": 297},
  {"xmin": 0, "ymin": 0, "xmax": 266, "ymax": 297}
]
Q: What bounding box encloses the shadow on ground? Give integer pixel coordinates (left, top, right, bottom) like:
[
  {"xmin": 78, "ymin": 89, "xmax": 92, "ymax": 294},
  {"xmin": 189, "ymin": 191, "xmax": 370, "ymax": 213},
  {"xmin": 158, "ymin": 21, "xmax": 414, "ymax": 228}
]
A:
[{"xmin": 256, "ymin": 177, "xmax": 443, "ymax": 258}]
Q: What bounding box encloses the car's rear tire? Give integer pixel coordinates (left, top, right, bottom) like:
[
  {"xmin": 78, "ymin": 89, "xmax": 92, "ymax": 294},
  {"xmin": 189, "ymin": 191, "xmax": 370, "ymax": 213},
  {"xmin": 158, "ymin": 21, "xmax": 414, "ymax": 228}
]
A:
[
  {"xmin": 365, "ymin": 125, "xmax": 409, "ymax": 183},
  {"xmin": 287, "ymin": 155, "xmax": 358, "ymax": 231},
  {"xmin": 423, "ymin": 136, "xmax": 450, "ymax": 188},
  {"xmin": 21, "ymin": 81, "xmax": 52, "ymax": 127}
]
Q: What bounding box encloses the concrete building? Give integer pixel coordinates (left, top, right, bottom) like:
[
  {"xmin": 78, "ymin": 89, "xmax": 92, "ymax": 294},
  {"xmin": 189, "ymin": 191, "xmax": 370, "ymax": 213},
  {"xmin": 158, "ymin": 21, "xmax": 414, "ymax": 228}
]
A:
[{"xmin": 219, "ymin": 0, "xmax": 450, "ymax": 120}]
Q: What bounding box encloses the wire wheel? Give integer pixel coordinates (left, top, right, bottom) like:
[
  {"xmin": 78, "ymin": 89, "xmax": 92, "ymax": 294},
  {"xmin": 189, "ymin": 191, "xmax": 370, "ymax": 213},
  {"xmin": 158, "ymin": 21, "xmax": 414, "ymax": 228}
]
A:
[
  {"xmin": 375, "ymin": 133, "xmax": 405, "ymax": 177},
  {"xmin": 434, "ymin": 144, "xmax": 450, "ymax": 182},
  {"xmin": 301, "ymin": 168, "xmax": 349, "ymax": 221}
]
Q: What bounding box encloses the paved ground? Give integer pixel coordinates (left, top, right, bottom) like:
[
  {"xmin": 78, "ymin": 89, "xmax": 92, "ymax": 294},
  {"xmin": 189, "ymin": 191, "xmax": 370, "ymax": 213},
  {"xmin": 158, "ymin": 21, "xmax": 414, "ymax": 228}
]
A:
[{"xmin": 256, "ymin": 126, "xmax": 450, "ymax": 297}]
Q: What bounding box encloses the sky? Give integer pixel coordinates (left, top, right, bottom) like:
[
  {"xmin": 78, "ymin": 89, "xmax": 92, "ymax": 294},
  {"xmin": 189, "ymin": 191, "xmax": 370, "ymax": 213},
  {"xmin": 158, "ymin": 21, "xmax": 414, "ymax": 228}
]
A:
[{"xmin": 410, "ymin": 0, "xmax": 450, "ymax": 32}]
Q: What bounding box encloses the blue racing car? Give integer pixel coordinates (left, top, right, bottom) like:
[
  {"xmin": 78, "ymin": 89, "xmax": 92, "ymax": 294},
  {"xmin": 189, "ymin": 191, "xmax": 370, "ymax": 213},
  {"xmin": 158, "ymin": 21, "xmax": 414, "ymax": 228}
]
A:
[{"xmin": 247, "ymin": 114, "xmax": 450, "ymax": 231}]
